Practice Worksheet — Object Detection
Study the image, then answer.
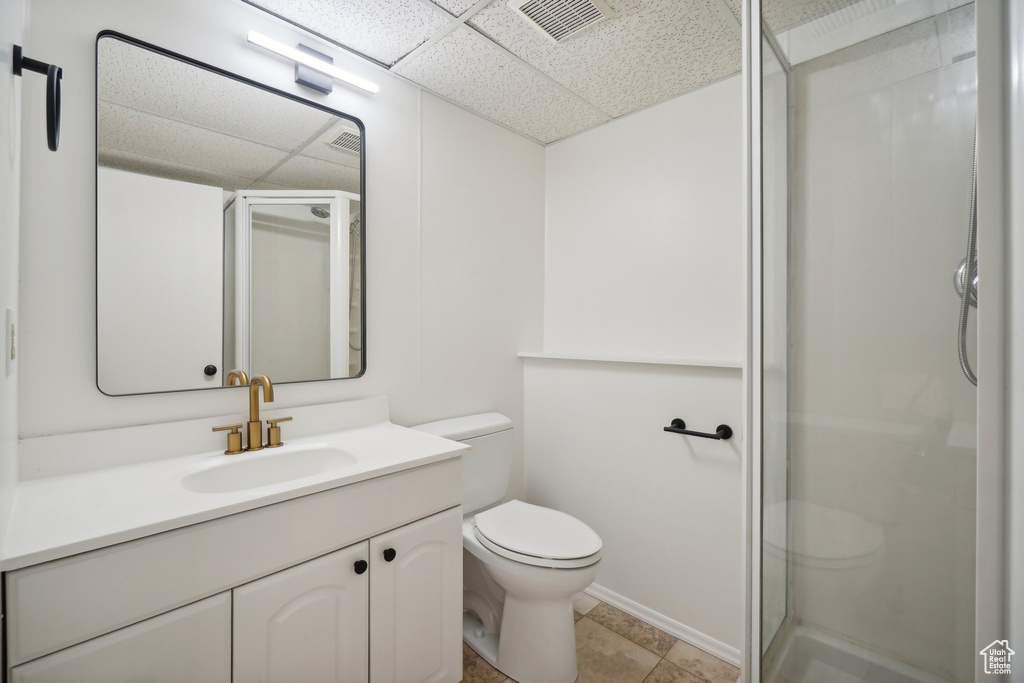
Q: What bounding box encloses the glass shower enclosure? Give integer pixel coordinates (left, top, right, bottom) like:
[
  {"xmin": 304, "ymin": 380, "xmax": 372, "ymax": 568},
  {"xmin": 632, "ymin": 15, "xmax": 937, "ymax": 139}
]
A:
[{"xmin": 752, "ymin": 2, "xmax": 980, "ymax": 681}]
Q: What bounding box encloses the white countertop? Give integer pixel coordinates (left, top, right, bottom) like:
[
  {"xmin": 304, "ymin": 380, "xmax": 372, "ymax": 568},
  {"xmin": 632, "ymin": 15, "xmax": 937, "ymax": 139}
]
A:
[{"xmin": 3, "ymin": 421, "xmax": 466, "ymax": 571}]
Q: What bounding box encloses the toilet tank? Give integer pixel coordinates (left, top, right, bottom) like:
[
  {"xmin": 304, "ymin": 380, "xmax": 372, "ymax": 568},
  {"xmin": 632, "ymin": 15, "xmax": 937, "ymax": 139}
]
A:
[{"xmin": 412, "ymin": 413, "xmax": 513, "ymax": 515}]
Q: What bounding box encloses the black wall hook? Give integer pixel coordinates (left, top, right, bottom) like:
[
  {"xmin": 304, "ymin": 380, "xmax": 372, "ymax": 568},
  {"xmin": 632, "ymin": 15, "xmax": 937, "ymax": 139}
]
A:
[
  {"xmin": 13, "ymin": 45, "xmax": 62, "ymax": 151},
  {"xmin": 664, "ymin": 418, "xmax": 733, "ymax": 441}
]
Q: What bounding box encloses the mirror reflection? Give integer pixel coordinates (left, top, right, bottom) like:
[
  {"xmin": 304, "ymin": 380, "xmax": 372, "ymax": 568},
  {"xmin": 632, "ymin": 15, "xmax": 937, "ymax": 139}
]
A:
[{"xmin": 95, "ymin": 35, "xmax": 364, "ymax": 395}]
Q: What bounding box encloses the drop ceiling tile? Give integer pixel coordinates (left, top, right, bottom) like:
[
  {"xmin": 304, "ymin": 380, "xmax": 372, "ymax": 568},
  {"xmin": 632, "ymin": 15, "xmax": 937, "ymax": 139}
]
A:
[
  {"xmin": 792, "ymin": 14, "xmax": 945, "ymax": 110},
  {"xmin": 768, "ymin": 0, "xmax": 974, "ymax": 65},
  {"xmin": 248, "ymin": 180, "xmax": 296, "ymax": 191},
  {"xmin": 244, "ymin": 0, "xmax": 453, "ymax": 65},
  {"xmin": 98, "ymin": 101, "xmax": 290, "ymax": 181},
  {"xmin": 947, "ymin": 2, "xmax": 975, "ymax": 61},
  {"xmin": 468, "ymin": 0, "xmax": 742, "ymax": 119},
  {"xmin": 293, "ymin": 122, "xmax": 364, "ymax": 167},
  {"xmin": 98, "ymin": 147, "xmax": 258, "ymax": 191},
  {"xmin": 394, "ymin": 25, "xmax": 609, "ymax": 143},
  {"xmin": 98, "ymin": 37, "xmax": 336, "ymax": 151},
  {"xmin": 264, "ymin": 154, "xmax": 363, "ymax": 193},
  {"xmin": 744, "ymin": 0, "xmax": 973, "ymax": 37},
  {"xmin": 431, "ymin": 0, "xmax": 479, "ymax": 16},
  {"xmin": 762, "ymin": 0, "xmax": 863, "ymax": 34}
]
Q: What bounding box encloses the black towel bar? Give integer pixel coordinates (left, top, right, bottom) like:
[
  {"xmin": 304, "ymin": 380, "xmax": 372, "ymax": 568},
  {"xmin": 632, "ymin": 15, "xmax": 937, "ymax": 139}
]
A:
[
  {"xmin": 13, "ymin": 45, "xmax": 62, "ymax": 151},
  {"xmin": 664, "ymin": 418, "xmax": 733, "ymax": 441}
]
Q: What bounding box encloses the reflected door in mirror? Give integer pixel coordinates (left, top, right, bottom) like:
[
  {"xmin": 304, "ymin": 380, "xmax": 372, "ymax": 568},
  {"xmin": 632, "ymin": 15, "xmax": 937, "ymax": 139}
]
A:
[{"xmin": 225, "ymin": 193, "xmax": 356, "ymax": 384}]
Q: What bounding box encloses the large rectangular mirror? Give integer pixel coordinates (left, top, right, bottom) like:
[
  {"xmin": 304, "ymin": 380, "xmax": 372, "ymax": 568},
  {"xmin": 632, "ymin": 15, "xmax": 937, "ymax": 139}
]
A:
[{"xmin": 96, "ymin": 33, "xmax": 365, "ymax": 395}]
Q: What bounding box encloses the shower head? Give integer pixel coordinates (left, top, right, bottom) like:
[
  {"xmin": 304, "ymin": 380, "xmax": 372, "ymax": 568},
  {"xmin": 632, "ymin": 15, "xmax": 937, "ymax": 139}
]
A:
[{"xmin": 310, "ymin": 206, "xmax": 330, "ymax": 219}]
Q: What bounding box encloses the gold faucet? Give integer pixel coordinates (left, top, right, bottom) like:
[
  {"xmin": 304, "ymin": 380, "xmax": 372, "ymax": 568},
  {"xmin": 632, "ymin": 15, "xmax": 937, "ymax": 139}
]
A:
[
  {"xmin": 246, "ymin": 375, "xmax": 274, "ymax": 451},
  {"xmin": 225, "ymin": 369, "xmax": 249, "ymax": 386}
]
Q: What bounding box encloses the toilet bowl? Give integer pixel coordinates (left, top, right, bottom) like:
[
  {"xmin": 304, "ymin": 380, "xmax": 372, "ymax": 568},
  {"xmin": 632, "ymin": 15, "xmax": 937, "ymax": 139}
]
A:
[
  {"xmin": 764, "ymin": 500, "xmax": 887, "ymax": 638},
  {"xmin": 412, "ymin": 414, "xmax": 602, "ymax": 683},
  {"xmin": 463, "ymin": 500, "xmax": 601, "ymax": 683}
]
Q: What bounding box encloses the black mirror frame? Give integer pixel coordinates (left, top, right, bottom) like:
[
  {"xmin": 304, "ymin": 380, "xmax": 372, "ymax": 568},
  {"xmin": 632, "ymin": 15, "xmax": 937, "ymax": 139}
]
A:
[{"xmin": 94, "ymin": 30, "xmax": 367, "ymax": 397}]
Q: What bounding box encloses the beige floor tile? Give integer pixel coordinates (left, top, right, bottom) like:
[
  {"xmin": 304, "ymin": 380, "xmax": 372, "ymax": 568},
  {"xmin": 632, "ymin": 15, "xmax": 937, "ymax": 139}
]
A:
[
  {"xmin": 572, "ymin": 591, "xmax": 601, "ymax": 615},
  {"xmin": 642, "ymin": 659, "xmax": 706, "ymax": 683},
  {"xmin": 574, "ymin": 610, "xmax": 585, "ymax": 623},
  {"xmin": 663, "ymin": 640, "xmax": 740, "ymax": 683},
  {"xmin": 461, "ymin": 642, "xmax": 508, "ymax": 683},
  {"xmin": 575, "ymin": 617, "xmax": 661, "ymax": 683},
  {"xmin": 587, "ymin": 603, "xmax": 678, "ymax": 657}
]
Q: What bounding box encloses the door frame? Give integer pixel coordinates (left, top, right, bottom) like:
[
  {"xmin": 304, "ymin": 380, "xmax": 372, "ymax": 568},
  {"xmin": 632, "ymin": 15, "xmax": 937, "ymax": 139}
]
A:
[{"xmin": 232, "ymin": 190, "xmax": 357, "ymax": 379}]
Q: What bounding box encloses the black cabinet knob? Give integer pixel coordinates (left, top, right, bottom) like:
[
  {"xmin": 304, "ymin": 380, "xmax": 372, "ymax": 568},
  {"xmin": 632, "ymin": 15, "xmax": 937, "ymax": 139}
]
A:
[
  {"xmin": 204, "ymin": 364, "xmax": 218, "ymax": 376},
  {"xmin": 383, "ymin": 548, "xmax": 397, "ymax": 562},
  {"xmin": 354, "ymin": 560, "xmax": 368, "ymax": 575}
]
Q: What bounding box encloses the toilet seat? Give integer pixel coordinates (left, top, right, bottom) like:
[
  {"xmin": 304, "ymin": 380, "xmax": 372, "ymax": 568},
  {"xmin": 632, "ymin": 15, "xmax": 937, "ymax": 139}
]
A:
[
  {"xmin": 473, "ymin": 500, "xmax": 602, "ymax": 569},
  {"xmin": 763, "ymin": 500, "xmax": 885, "ymax": 569}
]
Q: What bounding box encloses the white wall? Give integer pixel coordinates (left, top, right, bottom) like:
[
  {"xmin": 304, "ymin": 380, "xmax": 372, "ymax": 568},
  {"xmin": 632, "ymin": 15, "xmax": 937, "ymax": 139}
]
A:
[
  {"xmin": 18, "ymin": 0, "xmax": 544, "ymax": 502},
  {"xmin": 526, "ymin": 75, "xmax": 745, "ymax": 659},
  {"xmin": 525, "ymin": 360, "xmax": 743, "ymax": 657},
  {"xmin": 418, "ymin": 94, "xmax": 544, "ymax": 500},
  {"xmin": 544, "ymin": 76, "xmax": 744, "ymax": 361},
  {"xmin": 0, "ymin": 0, "xmax": 27, "ymax": 558}
]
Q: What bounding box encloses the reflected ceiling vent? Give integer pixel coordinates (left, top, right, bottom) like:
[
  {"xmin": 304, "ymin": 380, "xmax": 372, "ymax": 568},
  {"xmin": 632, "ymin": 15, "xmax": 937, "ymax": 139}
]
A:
[
  {"xmin": 510, "ymin": 0, "xmax": 614, "ymax": 43},
  {"xmin": 324, "ymin": 122, "xmax": 362, "ymax": 154}
]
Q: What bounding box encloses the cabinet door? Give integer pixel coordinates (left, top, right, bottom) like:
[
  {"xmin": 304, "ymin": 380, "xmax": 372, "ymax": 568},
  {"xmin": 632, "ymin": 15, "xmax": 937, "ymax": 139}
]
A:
[
  {"xmin": 11, "ymin": 593, "xmax": 230, "ymax": 683},
  {"xmin": 370, "ymin": 507, "xmax": 462, "ymax": 683},
  {"xmin": 233, "ymin": 543, "xmax": 370, "ymax": 683}
]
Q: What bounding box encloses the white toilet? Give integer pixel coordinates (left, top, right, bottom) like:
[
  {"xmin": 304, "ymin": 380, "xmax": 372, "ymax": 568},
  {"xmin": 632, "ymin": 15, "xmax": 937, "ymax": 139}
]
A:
[{"xmin": 413, "ymin": 413, "xmax": 602, "ymax": 683}]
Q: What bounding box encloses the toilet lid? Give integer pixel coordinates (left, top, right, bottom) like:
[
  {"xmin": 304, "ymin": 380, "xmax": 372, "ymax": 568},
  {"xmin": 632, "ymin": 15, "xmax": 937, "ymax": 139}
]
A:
[{"xmin": 473, "ymin": 500, "xmax": 602, "ymax": 561}]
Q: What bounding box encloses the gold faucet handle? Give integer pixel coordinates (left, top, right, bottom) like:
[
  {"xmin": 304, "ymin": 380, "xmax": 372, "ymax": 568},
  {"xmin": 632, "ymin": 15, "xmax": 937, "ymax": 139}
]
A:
[
  {"xmin": 212, "ymin": 424, "xmax": 244, "ymax": 455},
  {"xmin": 266, "ymin": 417, "xmax": 292, "ymax": 448}
]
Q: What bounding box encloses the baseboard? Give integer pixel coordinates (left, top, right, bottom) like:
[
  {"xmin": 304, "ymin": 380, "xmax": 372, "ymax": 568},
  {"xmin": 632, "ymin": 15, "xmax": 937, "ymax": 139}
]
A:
[{"xmin": 582, "ymin": 583, "xmax": 741, "ymax": 667}]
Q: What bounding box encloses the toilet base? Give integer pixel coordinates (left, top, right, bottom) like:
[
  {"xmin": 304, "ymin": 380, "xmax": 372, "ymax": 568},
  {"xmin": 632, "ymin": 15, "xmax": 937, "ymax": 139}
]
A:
[
  {"xmin": 463, "ymin": 601, "xmax": 579, "ymax": 683},
  {"xmin": 496, "ymin": 595, "xmax": 579, "ymax": 683},
  {"xmin": 463, "ymin": 612, "xmax": 499, "ymax": 665},
  {"xmin": 462, "ymin": 516, "xmax": 597, "ymax": 683}
]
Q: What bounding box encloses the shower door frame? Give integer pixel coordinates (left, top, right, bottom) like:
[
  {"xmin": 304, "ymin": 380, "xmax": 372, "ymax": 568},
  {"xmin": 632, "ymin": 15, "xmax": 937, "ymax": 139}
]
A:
[
  {"xmin": 740, "ymin": 1, "xmax": 1016, "ymax": 681},
  {"xmin": 975, "ymin": 1, "xmax": 1017, "ymax": 676},
  {"xmin": 741, "ymin": 0, "xmax": 763, "ymax": 677},
  {"xmin": 1003, "ymin": 0, "xmax": 1024, "ymax": 662},
  {"xmin": 231, "ymin": 190, "xmax": 355, "ymax": 380}
]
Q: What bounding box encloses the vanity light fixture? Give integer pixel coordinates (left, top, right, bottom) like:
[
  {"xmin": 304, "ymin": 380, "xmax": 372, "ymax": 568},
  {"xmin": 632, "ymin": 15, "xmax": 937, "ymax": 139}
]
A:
[{"xmin": 247, "ymin": 30, "xmax": 379, "ymax": 94}]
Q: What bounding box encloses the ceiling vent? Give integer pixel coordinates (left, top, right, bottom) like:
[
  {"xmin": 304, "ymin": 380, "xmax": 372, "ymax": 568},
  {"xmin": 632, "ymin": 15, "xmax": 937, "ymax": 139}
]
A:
[
  {"xmin": 324, "ymin": 122, "xmax": 361, "ymax": 154},
  {"xmin": 510, "ymin": 0, "xmax": 614, "ymax": 43}
]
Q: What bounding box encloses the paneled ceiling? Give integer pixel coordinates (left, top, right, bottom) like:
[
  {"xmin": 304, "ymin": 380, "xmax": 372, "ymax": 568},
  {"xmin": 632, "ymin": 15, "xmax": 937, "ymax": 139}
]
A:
[
  {"xmin": 246, "ymin": 0, "xmax": 970, "ymax": 145},
  {"xmin": 97, "ymin": 37, "xmax": 362, "ymax": 193},
  {"xmin": 246, "ymin": 0, "xmax": 745, "ymax": 144}
]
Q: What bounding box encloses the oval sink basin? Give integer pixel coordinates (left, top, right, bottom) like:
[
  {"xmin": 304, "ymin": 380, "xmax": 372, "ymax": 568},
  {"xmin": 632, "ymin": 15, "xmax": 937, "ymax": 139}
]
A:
[{"xmin": 182, "ymin": 447, "xmax": 358, "ymax": 494}]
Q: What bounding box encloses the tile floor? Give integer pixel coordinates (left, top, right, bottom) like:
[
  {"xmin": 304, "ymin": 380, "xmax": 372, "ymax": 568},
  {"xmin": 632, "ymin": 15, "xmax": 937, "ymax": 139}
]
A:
[{"xmin": 461, "ymin": 592, "xmax": 741, "ymax": 683}]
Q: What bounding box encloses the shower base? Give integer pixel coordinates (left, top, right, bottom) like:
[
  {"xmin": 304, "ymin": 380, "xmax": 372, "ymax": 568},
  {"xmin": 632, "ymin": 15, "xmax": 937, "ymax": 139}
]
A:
[{"xmin": 765, "ymin": 626, "xmax": 951, "ymax": 683}]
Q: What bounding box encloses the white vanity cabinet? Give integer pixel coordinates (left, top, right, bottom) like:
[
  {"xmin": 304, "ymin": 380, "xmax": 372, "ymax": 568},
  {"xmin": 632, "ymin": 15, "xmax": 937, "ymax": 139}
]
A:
[
  {"xmin": 10, "ymin": 593, "xmax": 231, "ymax": 683},
  {"xmin": 370, "ymin": 509, "xmax": 463, "ymax": 683},
  {"xmin": 230, "ymin": 506, "xmax": 464, "ymax": 683},
  {"xmin": 233, "ymin": 543, "xmax": 370, "ymax": 683},
  {"xmin": 4, "ymin": 460, "xmax": 463, "ymax": 683}
]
